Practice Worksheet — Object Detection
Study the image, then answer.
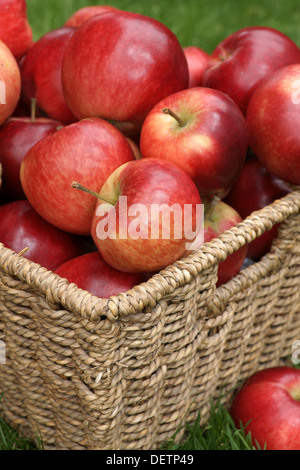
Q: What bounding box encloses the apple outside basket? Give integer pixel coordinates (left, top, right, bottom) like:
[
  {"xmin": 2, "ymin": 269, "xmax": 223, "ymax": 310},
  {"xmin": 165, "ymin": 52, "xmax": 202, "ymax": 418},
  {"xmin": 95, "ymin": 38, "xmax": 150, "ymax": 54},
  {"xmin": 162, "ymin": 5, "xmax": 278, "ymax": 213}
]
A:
[{"xmin": 0, "ymin": 188, "xmax": 300, "ymax": 450}]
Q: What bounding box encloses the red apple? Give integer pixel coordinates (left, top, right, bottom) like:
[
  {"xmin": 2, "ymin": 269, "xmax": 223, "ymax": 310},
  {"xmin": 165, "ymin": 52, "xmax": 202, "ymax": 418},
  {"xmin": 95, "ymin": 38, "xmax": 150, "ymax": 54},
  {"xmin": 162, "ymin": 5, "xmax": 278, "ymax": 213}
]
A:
[
  {"xmin": 0, "ymin": 114, "xmax": 62, "ymax": 200},
  {"xmin": 204, "ymin": 199, "xmax": 248, "ymax": 286},
  {"xmin": 203, "ymin": 26, "xmax": 300, "ymax": 114},
  {"xmin": 231, "ymin": 366, "xmax": 300, "ymax": 450},
  {"xmin": 183, "ymin": 46, "xmax": 210, "ymax": 87},
  {"xmin": 20, "ymin": 27, "xmax": 77, "ymax": 124},
  {"xmin": 0, "ymin": 200, "xmax": 87, "ymax": 271},
  {"xmin": 61, "ymin": 10, "xmax": 189, "ymax": 134},
  {"xmin": 0, "ymin": 0, "xmax": 33, "ymax": 60},
  {"xmin": 10, "ymin": 55, "xmax": 31, "ymax": 118},
  {"xmin": 64, "ymin": 5, "xmax": 119, "ymax": 27},
  {"xmin": 246, "ymin": 64, "xmax": 300, "ymax": 185},
  {"xmin": 0, "ymin": 40, "xmax": 21, "ymax": 125},
  {"xmin": 90, "ymin": 158, "xmax": 202, "ymax": 273},
  {"xmin": 224, "ymin": 157, "xmax": 292, "ymax": 260},
  {"xmin": 55, "ymin": 251, "xmax": 145, "ymax": 298},
  {"xmin": 139, "ymin": 87, "xmax": 248, "ymax": 196},
  {"xmin": 20, "ymin": 118, "xmax": 136, "ymax": 235}
]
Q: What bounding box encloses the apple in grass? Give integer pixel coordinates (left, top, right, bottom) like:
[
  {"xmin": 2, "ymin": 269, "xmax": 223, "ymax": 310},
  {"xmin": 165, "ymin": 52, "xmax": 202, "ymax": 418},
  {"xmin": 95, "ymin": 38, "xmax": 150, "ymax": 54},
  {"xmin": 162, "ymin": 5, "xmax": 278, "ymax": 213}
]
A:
[
  {"xmin": 183, "ymin": 46, "xmax": 210, "ymax": 87},
  {"xmin": 61, "ymin": 10, "xmax": 189, "ymax": 135},
  {"xmin": 246, "ymin": 64, "xmax": 300, "ymax": 185},
  {"xmin": 0, "ymin": 103, "xmax": 62, "ymax": 201},
  {"xmin": 0, "ymin": 200, "xmax": 87, "ymax": 271},
  {"xmin": 78, "ymin": 158, "xmax": 203, "ymax": 274},
  {"xmin": 20, "ymin": 118, "xmax": 136, "ymax": 236},
  {"xmin": 231, "ymin": 366, "xmax": 300, "ymax": 450},
  {"xmin": 224, "ymin": 157, "xmax": 292, "ymax": 260},
  {"xmin": 0, "ymin": 40, "xmax": 21, "ymax": 126},
  {"xmin": 55, "ymin": 251, "xmax": 146, "ymax": 299},
  {"xmin": 203, "ymin": 199, "xmax": 248, "ymax": 286},
  {"xmin": 64, "ymin": 5, "xmax": 119, "ymax": 27},
  {"xmin": 0, "ymin": 0, "xmax": 33, "ymax": 60},
  {"xmin": 20, "ymin": 27, "xmax": 77, "ymax": 124},
  {"xmin": 203, "ymin": 26, "xmax": 300, "ymax": 114},
  {"xmin": 139, "ymin": 87, "xmax": 248, "ymax": 197}
]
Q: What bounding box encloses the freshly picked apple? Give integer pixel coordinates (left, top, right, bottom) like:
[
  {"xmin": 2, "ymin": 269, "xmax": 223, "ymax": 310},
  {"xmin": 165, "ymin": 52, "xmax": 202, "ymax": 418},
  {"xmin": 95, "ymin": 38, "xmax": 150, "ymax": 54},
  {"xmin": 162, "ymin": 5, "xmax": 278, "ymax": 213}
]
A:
[
  {"xmin": 64, "ymin": 5, "xmax": 119, "ymax": 27},
  {"xmin": 203, "ymin": 26, "xmax": 300, "ymax": 114},
  {"xmin": 183, "ymin": 46, "xmax": 210, "ymax": 88},
  {"xmin": 140, "ymin": 87, "xmax": 248, "ymax": 197},
  {"xmin": 0, "ymin": 200, "xmax": 87, "ymax": 271},
  {"xmin": 203, "ymin": 199, "xmax": 248, "ymax": 286},
  {"xmin": 231, "ymin": 366, "xmax": 300, "ymax": 450},
  {"xmin": 0, "ymin": 0, "xmax": 33, "ymax": 60},
  {"xmin": 246, "ymin": 64, "xmax": 300, "ymax": 185},
  {"xmin": 0, "ymin": 40, "xmax": 21, "ymax": 126},
  {"xmin": 0, "ymin": 107, "xmax": 63, "ymax": 200},
  {"xmin": 55, "ymin": 251, "xmax": 146, "ymax": 299},
  {"xmin": 224, "ymin": 157, "xmax": 292, "ymax": 260},
  {"xmin": 79, "ymin": 158, "xmax": 203, "ymax": 274},
  {"xmin": 20, "ymin": 118, "xmax": 136, "ymax": 235},
  {"xmin": 20, "ymin": 27, "xmax": 77, "ymax": 124},
  {"xmin": 61, "ymin": 9, "xmax": 189, "ymax": 134}
]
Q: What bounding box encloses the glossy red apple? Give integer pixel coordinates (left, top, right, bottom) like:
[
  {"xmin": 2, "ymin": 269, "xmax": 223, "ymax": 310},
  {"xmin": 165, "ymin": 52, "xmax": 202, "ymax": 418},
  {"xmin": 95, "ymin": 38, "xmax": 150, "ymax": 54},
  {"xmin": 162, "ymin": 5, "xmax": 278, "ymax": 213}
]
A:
[
  {"xmin": 90, "ymin": 158, "xmax": 202, "ymax": 273},
  {"xmin": 183, "ymin": 46, "xmax": 210, "ymax": 87},
  {"xmin": 203, "ymin": 26, "xmax": 300, "ymax": 114},
  {"xmin": 203, "ymin": 199, "xmax": 248, "ymax": 286},
  {"xmin": 0, "ymin": 0, "xmax": 33, "ymax": 60},
  {"xmin": 0, "ymin": 200, "xmax": 87, "ymax": 271},
  {"xmin": 20, "ymin": 27, "xmax": 77, "ymax": 124},
  {"xmin": 224, "ymin": 157, "xmax": 291, "ymax": 260},
  {"xmin": 64, "ymin": 5, "xmax": 119, "ymax": 27},
  {"xmin": 10, "ymin": 55, "xmax": 31, "ymax": 118},
  {"xmin": 61, "ymin": 10, "xmax": 189, "ymax": 134},
  {"xmin": 246, "ymin": 64, "xmax": 300, "ymax": 185},
  {"xmin": 20, "ymin": 118, "xmax": 136, "ymax": 235},
  {"xmin": 0, "ymin": 40, "xmax": 21, "ymax": 125},
  {"xmin": 55, "ymin": 251, "xmax": 145, "ymax": 298},
  {"xmin": 0, "ymin": 113, "xmax": 62, "ymax": 200},
  {"xmin": 231, "ymin": 366, "xmax": 300, "ymax": 450},
  {"xmin": 139, "ymin": 87, "xmax": 248, "ymax": 196}
]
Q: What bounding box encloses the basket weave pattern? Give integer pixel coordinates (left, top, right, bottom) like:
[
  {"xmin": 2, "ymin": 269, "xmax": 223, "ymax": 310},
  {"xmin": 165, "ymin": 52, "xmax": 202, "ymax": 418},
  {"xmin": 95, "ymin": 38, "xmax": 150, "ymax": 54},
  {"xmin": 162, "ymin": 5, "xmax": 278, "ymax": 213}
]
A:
[{"xmin": 0, "ymin": 189, "xmax": 300, "ymax": 450}]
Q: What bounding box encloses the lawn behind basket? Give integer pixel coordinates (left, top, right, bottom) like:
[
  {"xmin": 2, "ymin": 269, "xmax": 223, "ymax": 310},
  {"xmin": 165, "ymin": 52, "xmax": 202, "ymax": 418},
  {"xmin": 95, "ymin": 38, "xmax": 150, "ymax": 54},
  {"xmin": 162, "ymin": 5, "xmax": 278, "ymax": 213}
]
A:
[
  {"xmin": 26, "ymin": 0, "xmax": 300, "ymax": 50},
  {"xmin": 1, "ymin": 0, "xmax": 300, "ymax": 451}
]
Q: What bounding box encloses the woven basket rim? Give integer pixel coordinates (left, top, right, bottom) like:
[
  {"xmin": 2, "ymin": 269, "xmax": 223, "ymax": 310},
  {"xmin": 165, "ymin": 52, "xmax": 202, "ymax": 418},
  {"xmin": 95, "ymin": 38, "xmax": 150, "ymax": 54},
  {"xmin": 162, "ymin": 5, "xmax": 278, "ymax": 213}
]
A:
[{"xmin": 1, "ymin": 188, "xmax": 300, "ymax": 322}]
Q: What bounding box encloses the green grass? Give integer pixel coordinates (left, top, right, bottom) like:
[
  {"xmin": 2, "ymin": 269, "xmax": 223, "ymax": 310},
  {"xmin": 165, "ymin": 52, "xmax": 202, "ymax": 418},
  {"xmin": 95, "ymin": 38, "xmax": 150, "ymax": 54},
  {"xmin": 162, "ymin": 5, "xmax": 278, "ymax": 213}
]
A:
[
  {"xmin": 0, "ymin": 396, "xmax": 42, "ymax": 450},
  {"xmin": 1, "ymin": 0, "xmax": 300, "ymax": 451},
  {"xmin": 162, "ymin": 401, "xmax": 260, "ymax": 451},
  {"xmin": 26, "ymin": 0, "xmax": 300, "ymax": 51}
]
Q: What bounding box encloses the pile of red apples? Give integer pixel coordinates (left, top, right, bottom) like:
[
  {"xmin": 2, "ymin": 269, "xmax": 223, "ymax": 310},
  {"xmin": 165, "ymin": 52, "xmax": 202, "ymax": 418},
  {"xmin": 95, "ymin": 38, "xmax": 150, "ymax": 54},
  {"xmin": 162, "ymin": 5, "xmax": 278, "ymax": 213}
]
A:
[
  {"xmin": 1, "ymin": 1, "xmax": 300, "ymax": 452},
  {"xmin": 1, "ymin": 0, "xmax": 300, "ymax": 297}
]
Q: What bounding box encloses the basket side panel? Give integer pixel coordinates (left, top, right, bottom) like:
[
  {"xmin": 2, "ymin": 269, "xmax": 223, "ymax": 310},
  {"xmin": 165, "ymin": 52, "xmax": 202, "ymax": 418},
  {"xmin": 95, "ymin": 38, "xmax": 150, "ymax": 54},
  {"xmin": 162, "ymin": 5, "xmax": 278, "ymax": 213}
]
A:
[
  {"xmin": 259, "ymin": 212, "xmax": 300, "ymax": 367},
  {"xmin": 33, "ymin": 302, "xmax": 88, "ymax": 450},
  {"xmin": 0, "ymin": 275, "xmax": 56, "ymax": 447}
]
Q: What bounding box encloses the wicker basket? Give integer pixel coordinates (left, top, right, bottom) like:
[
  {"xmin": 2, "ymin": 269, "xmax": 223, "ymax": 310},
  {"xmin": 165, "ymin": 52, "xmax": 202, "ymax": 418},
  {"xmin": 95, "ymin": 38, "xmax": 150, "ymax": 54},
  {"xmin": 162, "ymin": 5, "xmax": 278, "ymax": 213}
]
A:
[{"xmin": 0, "ymin": 188, "xmax": 300, "ymax": 450}]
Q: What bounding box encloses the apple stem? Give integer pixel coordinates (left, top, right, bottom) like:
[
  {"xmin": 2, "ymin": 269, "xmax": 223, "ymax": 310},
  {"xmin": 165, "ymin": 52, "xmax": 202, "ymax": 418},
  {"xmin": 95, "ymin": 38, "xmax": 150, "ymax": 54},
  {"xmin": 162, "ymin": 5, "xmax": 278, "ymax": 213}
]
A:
[
  {"xmin": 71, "ymin": 181, "xmax": 115, "ymax": 205},
  {"xmin": 31, "ymin": 98, "xmax": 37, "ymax": 122},
  {"xmin": 162, "ymin": 108, "xmax": 186, "ymax": 127},
  {"xmin": 205, "ymin": 194, "xmax": 221, "ymax": 218}
]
